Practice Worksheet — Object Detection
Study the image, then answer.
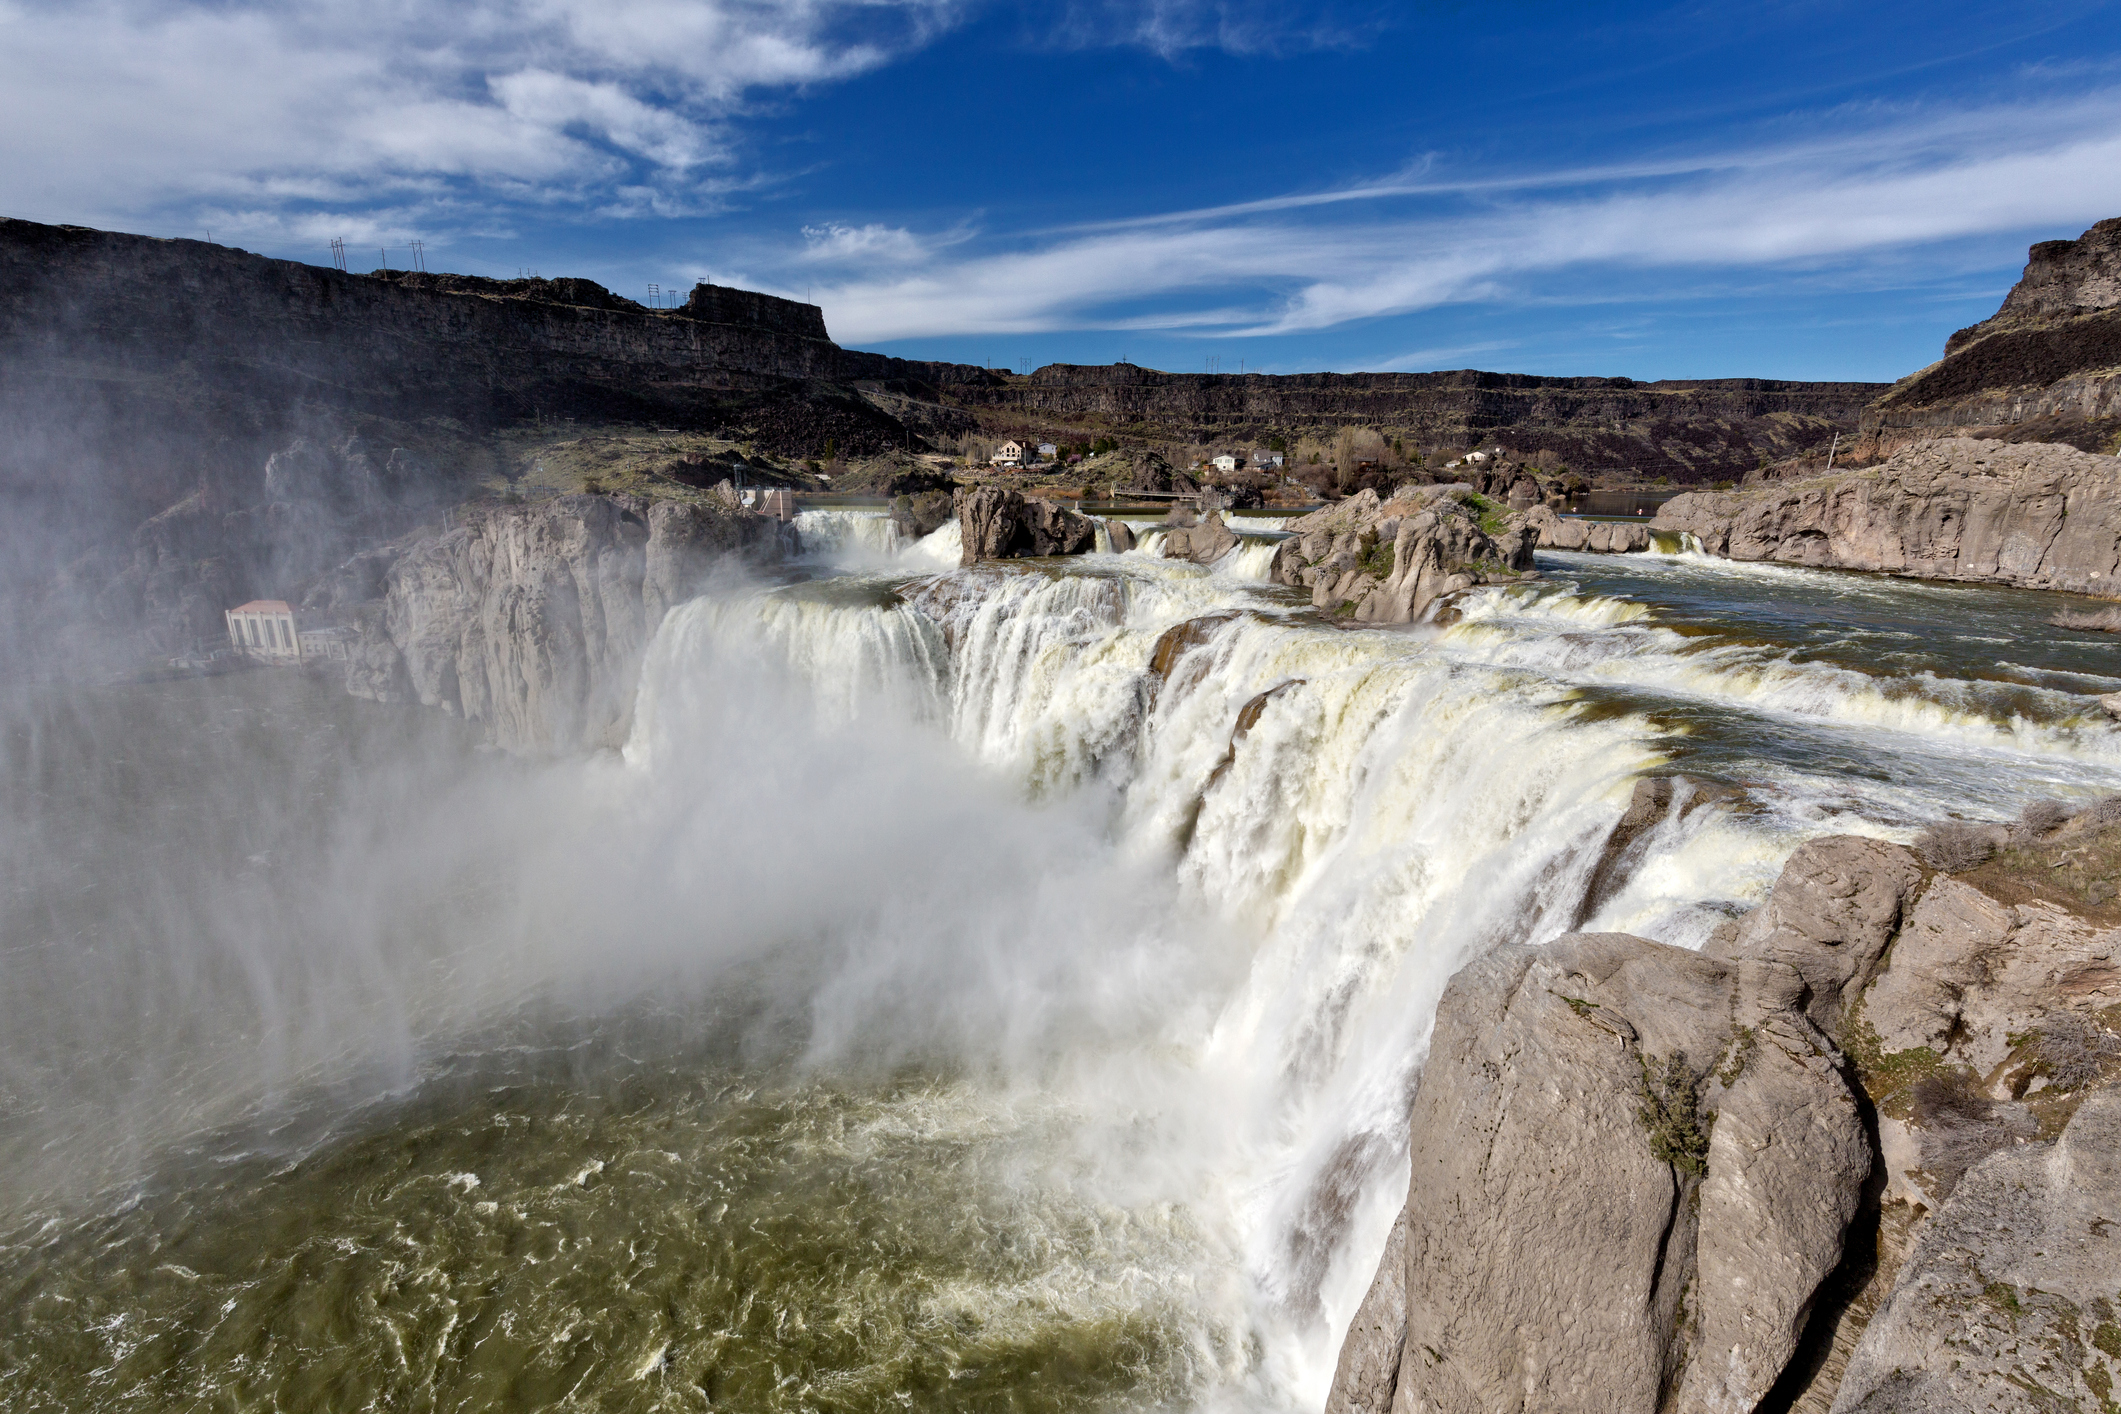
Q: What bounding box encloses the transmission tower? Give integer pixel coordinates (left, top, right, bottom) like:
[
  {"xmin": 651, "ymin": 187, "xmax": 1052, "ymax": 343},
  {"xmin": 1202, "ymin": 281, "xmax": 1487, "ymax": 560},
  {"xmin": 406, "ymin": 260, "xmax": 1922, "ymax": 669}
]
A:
[{"xmin": 329, "ymin": 237, "xmax": 346, "ymax": 272}]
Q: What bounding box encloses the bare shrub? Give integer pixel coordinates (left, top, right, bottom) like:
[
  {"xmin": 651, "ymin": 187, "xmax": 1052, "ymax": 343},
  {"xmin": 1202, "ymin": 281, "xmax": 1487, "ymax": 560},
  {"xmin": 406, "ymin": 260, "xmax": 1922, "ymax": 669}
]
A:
[
  {"xmin": 2088, "ymin": 794, "xmax": 2121, "ymax": 826},
  {"xmin": 2030, "ymin": 1014, "xmax": 2121, "ymax": 1091},
  {"xmin": 1910, "ymin": 1070, "xmax": 2032, "ymax": 1199},
  {"xmin": 1911, "ymin": 1070, "xmax": 1993, "ymax": 1126},
  {"xmin": 2011, "ymin": 798, "xmax": 2073, "ymax": 843},
  {"xmin": 1916, "ymin": 821, "xmax": 1994, "ymax": 872}
]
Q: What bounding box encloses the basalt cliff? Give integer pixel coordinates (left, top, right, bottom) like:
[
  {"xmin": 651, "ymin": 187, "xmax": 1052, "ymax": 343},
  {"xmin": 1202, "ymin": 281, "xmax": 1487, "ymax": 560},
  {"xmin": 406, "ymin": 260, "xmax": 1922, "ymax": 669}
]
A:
[
  {"xmin": 1, "ymin": 215, "xmax": 1881, "ymax": 509},
  {"xmin": 1860, "ymin": 218, "xmax": 2121, "ymax": 457}
]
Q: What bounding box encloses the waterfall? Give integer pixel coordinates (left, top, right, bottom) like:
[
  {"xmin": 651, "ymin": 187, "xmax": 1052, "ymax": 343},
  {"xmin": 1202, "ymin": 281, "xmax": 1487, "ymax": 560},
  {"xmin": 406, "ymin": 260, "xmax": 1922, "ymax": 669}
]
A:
[
  {"xmin": 793, "ymin": 508, "xmax": 909, "ymax": 567},
  {"xmin": 617, "ymin": 546, "xmax": 2121, "ymax": 1407}
]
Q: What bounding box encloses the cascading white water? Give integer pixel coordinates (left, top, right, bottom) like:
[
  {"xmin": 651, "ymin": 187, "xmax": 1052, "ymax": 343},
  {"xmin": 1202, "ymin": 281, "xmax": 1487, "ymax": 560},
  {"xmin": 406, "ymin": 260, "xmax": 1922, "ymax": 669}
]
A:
[
  {"xmin": 639, "ymin": 540, "xmax": 2121, "ymax": 1407},
  {"xmin": 793, "ymin": 508, "xmax": 909, "ymax": 566}
]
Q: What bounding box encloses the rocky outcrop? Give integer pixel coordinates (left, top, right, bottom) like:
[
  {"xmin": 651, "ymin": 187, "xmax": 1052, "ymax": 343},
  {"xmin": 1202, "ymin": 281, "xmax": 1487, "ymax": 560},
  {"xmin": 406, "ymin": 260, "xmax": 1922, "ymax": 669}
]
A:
[
  {"xmin": 346, "ymin": 493, "xmax": 789, "ymax": 752},
  {"xmin": 1829, "ymin": 1091, "xmax": 2121, "ymax": 1414},
  {"xmin": 2054, "ymin": 604, "xmax": 2121, "ymax": 632},
  {"xmin": 1649, "ymin": 438, "xmax": 2121, "ymax": 594},
  {"xmin": 1330, "ymin": 798, "xmax": 2121, "ymax": 1414},
  {"xmin": 1090, "ymin": 447, "xmax": 1196, "ymax": 496},
  {"xmin": 1269, "ymin": 486, "xmax": 1537, "ymax": 622},
  {"xmin": 888, "ymin": 490, "xmax": 954, "ymax": 543},
  {"xmin": 1331, "ymin": 927, "xmax": 1870, "ymax": 1414},
  {"xmin": 952, "ymin": 486, "xmax": 1101, "ymax": 564}
]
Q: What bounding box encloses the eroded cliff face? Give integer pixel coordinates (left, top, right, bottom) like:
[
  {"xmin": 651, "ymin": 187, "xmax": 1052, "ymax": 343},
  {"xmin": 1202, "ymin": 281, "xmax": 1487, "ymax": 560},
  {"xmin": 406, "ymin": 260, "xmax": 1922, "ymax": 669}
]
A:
[
  {"xmin": 941, "ymin": 365, "xmax": 1880, "ymax": 483},
  {"xmin": 346, "ymin": 493, "xmax": 792, "ymax": 753},
  {"xmin": 1329, "ymin": 806, "xmax": 2121, "ymax": 1414},
  {"xmin": 1650, "ymin": 438, "xmax": 2121, "ymax": 594}
]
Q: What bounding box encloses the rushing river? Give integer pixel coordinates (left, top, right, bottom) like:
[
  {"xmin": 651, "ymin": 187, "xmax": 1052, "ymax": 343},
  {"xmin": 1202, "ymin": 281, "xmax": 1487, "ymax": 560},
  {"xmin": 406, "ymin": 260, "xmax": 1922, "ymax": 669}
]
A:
[{"xmin": 5, "ymin": 509, "xmax": 2119, "ymax": 1412}]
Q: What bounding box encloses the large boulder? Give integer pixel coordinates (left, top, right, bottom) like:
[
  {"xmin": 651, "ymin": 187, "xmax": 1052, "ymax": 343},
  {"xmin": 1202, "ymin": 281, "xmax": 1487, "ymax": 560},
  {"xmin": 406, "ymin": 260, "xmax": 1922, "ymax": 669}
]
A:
[
  {"xmin": 953, "ymin": 486, "xmax": 1101, "ymax": 564},
  {"xmin": 1330, "ymin": 929, "xmax": 1870, "ymax": 1414},
  {"xmin": 1270, "ymin": 485, "xmax": 1537, "ymax": 622},
  {"xmin": 1158, "ymin": 505, "xmax": 1238, "ymax": 565}
]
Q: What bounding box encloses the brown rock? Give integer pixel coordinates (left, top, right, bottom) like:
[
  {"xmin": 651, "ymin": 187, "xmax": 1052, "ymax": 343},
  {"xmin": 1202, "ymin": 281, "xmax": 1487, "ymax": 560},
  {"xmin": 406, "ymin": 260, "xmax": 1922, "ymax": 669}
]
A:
[{"xmin": 952, "ymin": 486, "xmax": 1101, "ymax": 564}]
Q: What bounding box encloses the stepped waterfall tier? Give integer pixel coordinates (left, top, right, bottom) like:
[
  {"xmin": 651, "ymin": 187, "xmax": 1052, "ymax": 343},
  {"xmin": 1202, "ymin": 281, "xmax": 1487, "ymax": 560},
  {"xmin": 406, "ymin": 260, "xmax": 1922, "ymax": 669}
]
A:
[{"xmin": 9, "ymin": 501, "xmax": 2121, "ymax": 1412}]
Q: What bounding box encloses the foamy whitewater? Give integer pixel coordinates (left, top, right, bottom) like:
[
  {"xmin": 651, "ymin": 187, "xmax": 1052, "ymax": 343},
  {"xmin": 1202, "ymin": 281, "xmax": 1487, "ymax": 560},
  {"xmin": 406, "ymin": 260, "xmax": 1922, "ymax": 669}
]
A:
[
  {"xmin": 618, "ymin": 517, "xmax": 2121, "ymax": 1407},
  {"xmin": 10, "ymin": 511, "xmax": 2121, "ymax": 1412}
]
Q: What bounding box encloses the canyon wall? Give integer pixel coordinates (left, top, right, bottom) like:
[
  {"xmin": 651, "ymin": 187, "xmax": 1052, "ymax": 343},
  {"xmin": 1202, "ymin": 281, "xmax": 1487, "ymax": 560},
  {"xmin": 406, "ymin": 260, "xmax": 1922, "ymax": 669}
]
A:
[
  {"xmin": 344, "ymin": 492, "xmax": 792, "ymax": 754},
  {"xmin": 938, "ymin": 363, "xmax": 1883, "ymax": 481},
  {"xmin": 1, "ymin": 217, "xmax": 1885, "ymax": 493}
]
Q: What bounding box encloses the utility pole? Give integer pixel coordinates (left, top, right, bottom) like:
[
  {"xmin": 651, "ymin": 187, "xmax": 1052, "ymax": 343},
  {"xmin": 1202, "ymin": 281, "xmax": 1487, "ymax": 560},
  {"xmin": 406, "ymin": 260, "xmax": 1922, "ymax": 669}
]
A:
[
  {"xmin": 410, "ymin": 240, "xmax": 426, "ymax": 272},
  {"xmin": 329, "ymin": 237, "xmax": 346, "ymax": 272}
]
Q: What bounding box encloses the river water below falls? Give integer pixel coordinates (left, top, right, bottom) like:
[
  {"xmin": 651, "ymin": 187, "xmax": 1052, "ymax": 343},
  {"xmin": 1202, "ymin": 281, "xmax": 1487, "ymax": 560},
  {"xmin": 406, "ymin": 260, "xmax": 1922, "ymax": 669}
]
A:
[{"xmin": 4, "ymin": 510, "xmax": 2119, "ymax": 1412}]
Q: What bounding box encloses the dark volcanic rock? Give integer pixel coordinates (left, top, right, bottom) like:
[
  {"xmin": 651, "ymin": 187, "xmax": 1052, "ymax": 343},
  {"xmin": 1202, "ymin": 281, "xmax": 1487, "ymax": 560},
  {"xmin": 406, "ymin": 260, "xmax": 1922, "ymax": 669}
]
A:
[{"xmin": 1865, "ymin": 218, "xmax": 2121, "ymax": 449}]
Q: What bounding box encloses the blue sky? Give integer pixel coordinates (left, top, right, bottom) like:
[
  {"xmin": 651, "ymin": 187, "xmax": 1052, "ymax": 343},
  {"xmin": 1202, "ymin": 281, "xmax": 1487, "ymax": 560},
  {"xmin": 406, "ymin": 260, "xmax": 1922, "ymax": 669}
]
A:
[{"xmin": 5, "ymin": 0, "xmax": 2120, "ymax": 380}]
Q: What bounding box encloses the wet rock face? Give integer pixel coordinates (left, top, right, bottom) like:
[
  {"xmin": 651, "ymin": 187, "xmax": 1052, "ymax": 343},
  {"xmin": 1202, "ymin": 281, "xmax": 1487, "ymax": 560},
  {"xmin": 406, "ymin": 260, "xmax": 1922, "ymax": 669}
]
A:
[
  {"xmin": 1329, "ymin": 929, "xmax": 1870, "ymax": 1414},
  {"xmin": 1651, "ymin": 438, "xmax": 2121, "ymax": 595},
  {"xmin": 952, "ymin": 486, "xmax": 1100, "ymax": 564},
  {"xmin": 349, "ymin": 494, "xmax": 789, "ymax": 753},
  {"xmin": 1267, "ymin": 486, "xmax": 1537, "ymax": 622}
]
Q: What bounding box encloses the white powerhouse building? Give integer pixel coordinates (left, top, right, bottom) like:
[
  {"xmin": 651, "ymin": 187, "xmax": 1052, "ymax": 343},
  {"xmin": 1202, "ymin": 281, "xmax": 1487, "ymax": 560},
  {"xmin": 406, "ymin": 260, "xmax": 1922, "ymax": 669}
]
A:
[{"xmin": 226, "ymin": 600, "xmax": 352, "ymax": 663}]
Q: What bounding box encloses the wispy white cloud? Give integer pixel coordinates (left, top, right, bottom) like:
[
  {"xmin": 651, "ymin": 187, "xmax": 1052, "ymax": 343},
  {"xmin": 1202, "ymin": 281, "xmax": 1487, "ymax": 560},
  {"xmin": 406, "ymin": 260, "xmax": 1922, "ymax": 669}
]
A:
[
  {"xmin": 1041, "ymin": 0, "xmax": 1384, "ymax": 59},
  {"xmin": 0, "ymin": 0, "xmax": 966, "ymax": 237},
  {"xmin": 791, "ymin": 91, "xmax": 2121, "ymax": 342}
]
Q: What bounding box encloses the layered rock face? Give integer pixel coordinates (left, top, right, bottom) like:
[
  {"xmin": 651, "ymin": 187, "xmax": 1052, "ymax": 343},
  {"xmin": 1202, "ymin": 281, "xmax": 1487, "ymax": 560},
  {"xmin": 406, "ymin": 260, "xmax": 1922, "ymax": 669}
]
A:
[
  {"xmin": 1268, "ymin": 486, "xmax": 1538, "ymax": 621},
  {"xmin": 346, "ymin": 494, "xmax": 790, "ymax": 752},
  {"xmin": 952, "ymin": 486, "xmax": 1104, "ymax": 565},
  {"xmin": 1331, "ymin": 807, "xmax": 2121, "ymax": 1414},
  {"xmin": 1864, "ymin": 218, "xmax": 2121, "ymax": 452},
  {"xmin": 1650, "ymin": 438, "xmax": 2121, "ymax": 594}
]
